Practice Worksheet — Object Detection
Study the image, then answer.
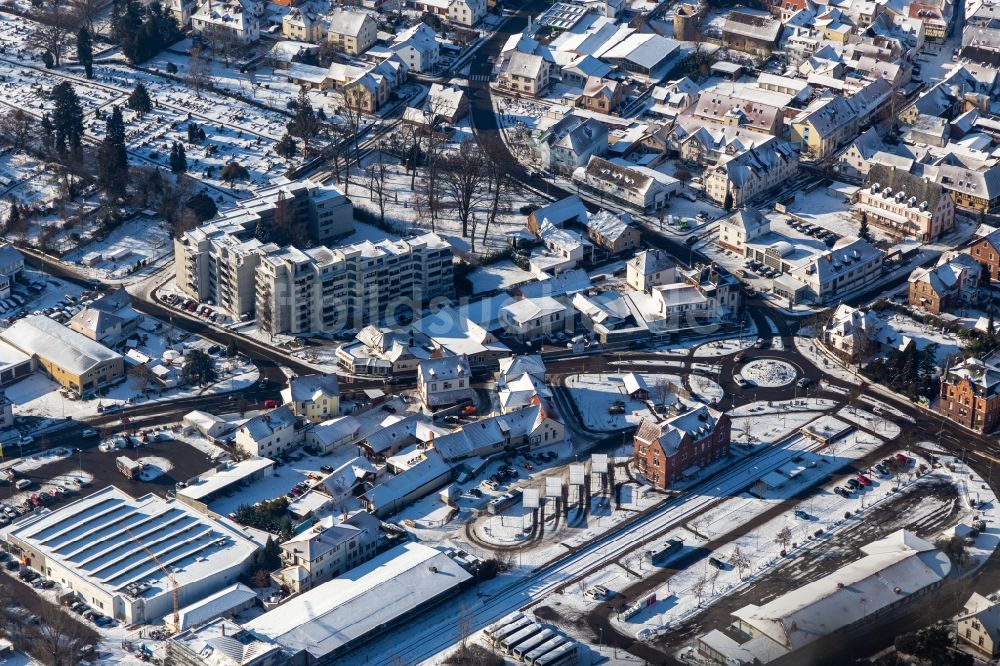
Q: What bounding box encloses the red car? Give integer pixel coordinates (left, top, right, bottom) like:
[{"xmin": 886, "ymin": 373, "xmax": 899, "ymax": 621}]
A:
[
  {"xmin": 894, "ymin": 453, "xmax": 909, "ymax": 464},
  {"xmin": 263, "ymin": 399, "xmax": 279, "ymax": 409},
  {"xmin": 856, "ymin": 474, "xmax": 872, "ymax": 487}
]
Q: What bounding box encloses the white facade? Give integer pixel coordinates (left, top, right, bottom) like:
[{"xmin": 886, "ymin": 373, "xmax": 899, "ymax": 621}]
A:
[
  {"xmin": 448, "ymin": 0, "xmax": 487, "ymax": 26},
  {"xmin": 192, "ymin": 0, "xmax": 261, "ymax": 44},
  {"xmin": 234, "ymin": 406, "xmax": 302, "ymax": 457},
  {"xmin": 500, "ymin": 297, "xmax": 571, "ymax": 341},
  {"xmin": 391, "ymin": 23, "xmax": 440, "ymax": 73},
  {"xmin": 4, "ymin": 487, "xmax": 256, "ymax": 625}
]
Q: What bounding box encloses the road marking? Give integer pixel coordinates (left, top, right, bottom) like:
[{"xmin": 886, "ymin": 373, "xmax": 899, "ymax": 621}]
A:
[{"xmin": 971, "ymin": 450, "xmax": 1000, "ymax": 465}]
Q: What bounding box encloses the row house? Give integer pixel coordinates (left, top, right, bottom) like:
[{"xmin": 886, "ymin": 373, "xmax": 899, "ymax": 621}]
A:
[{"xmin": 856, "ymin": 165, "xmax": 955, "ymax": 241}]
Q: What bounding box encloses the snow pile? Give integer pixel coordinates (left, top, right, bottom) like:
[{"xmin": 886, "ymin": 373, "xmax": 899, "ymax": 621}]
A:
[{"xmin": 740, "ymin": 359, "xmax": 797, "ymax": 387}]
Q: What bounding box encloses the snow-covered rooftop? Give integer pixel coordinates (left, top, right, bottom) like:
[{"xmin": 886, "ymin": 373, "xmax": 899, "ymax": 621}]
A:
[{"xmin": 246, "ymin": 542, "xmax": 471, "ymax": 660}]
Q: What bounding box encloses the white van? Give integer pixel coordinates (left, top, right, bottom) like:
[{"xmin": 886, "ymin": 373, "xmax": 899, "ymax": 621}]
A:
[{"xmin": 14, "ymin": 479, "xmax": 32, "ymax": 491}]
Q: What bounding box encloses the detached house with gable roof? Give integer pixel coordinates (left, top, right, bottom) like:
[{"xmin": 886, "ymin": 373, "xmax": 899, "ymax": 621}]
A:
[
  {"xmin": 908, "ymin": 253, "xmax": 983, "ymax": 315},
  {"xmin": 327, "ymin": 9, "xmax": 377, "ymax": 55},
  {"xmin": 281, "ymin": 374, "xmax": 341, "ymax": 423},
  {"xmin": 499, "ymin": 51, "xmax": 551, "ymax": 96},
  {"xmin": 956, "ymin": 592, "xmax": 1000, "ymax": 659},
  {"xmin": 417, "ymin": 356, "xmax": 473, "ymax": 408},
  {"xmin": 234, "ymin": 405, "xmax": 302, "ymax": 457},
  {"xmin": 633, "ymin": 405, "xmax": 731, "ymax": 489}
]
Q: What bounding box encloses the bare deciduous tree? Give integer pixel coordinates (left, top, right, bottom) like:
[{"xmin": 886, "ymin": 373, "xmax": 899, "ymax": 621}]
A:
[
  {"xmin": 36, "ymin": 0, "xmax": 78, "ymax": 68},
  {"xmin": 365, "ymin": 143, "xmax": 390, "ymax": 225},
  {"xmin": 439, "ymin": 139, "xmax": 490, "ymax": 239},
  {"xmin": 731, "ymin": 546, "xmax": 752, "ymax": 580},
  {"xmin": 775, "ymin": 526, "xmax": 793, "ymax": 554}
]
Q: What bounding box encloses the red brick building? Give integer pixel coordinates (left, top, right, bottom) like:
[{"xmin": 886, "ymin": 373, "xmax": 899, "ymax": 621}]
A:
[
  {"xmin": 970, "ymin": 231, "xmax": 1000, "ymax": 282},
  {"xmin": 940, "ymin": 358, "xmax": 1000, "ymax": 434},
  {"xmin": 633, "ymin": 406, "xmax": 731, "ymax": 489}
]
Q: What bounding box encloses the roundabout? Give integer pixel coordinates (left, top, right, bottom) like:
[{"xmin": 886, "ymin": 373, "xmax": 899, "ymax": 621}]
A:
[{"xmin": 739, "ymin": 358, "xmax": 798, "ymax": 387}]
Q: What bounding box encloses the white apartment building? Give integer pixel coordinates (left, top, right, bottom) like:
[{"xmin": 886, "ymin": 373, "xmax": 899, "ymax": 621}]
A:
[
  {"xmin": 234, "ymin": 406, "xmax": 301, "ymax": 458},
  {"xmin": 176, "ymin": 182, "xmax": 452, "ymax": 335},
  {"xmin": 390, "ymin": 23, "xmax": 440, "ymax": 73},
  {"xmin": 191, "ymin": 0, "xmax": 261, "ymax": 44},
  {"xmin": 273, "ymin": 513, "xmax": 379, "ymax": 594},
  {"xmin": 327, "ymin": 10, "xmax": 377, "ymax": 55},
  {"xmin": 253, "ymin": 233, "xmax": 454, "ymax": 334}
]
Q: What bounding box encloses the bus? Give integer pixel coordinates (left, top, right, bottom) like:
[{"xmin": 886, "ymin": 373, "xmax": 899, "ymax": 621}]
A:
[
  {"xmin": 500, "ymin": 623, "xmax": 543, "ymax": 654},
  {"xmin": 524, "ymin": 637, "xmax": 567, "ymax": 665},
  {"xmin": 512, "ymin": 628, "xmax": 556, "ymax": 661},
  {"xmin": 484, "ymin": 612, "xmax": 524, "ymax": 642},
  {"xmin": 485, "ymin": 617, "xmax": 532, "ymax": 646},
  {"xmin": 533, "ymin": 642, "xmax": 578, "ymax": 666}
]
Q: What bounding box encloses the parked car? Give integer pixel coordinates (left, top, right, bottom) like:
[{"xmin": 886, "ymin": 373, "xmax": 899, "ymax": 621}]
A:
[
  {"xmin": 794, "ymin": 510, "xmax": 809, "ymax": 520},
  {"xmin": 833, "ymin": 486, "xmax": 849, "ymax": 497},
  {"xmin": 845, "ymin": 478, "xmax": 861, "ymax": 490},
  {"xmin": 708, "ymin": 557, "xmax": 726, "ymax": 570},
  {"xmin": 320, "ymin": 465, "xmax": 334, "ymax": 474},
  {"xmin": 856, "ymin": 474, "xmax": 872, "ymax": 487}
]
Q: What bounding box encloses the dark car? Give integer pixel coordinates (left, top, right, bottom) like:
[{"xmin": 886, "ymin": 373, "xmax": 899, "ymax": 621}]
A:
[
  {"xmin": 320, "ymin": 465, "xmax": 334, "ymax": 474},
  {"xmin": 4, "ymin": 560, "xmax": 18, "ymax": 571},
  {"xmin": 381, "ymin": 404, "xmax": 397, "ymax": 414},
  {"xmin": 833, "ymin": 486, "xmax": 849, "ymax": 497},
  {"xmin": 708, "ymin": 557, "xmax": 726, "ymax": 570},
  {"xmin": 846, "ymin": 478, "xmax": 861, "ymax": 490}
]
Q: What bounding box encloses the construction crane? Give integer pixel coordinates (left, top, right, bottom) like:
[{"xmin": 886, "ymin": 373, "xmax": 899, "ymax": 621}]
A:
[{"xmin": 123, "ymin": 526, "xmax": 179, "ymax": 632}]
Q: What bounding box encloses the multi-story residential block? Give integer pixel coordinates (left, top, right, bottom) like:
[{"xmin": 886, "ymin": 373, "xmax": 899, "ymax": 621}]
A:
[
  {"xmin": 857, "ymin": 165, "xmax": 955, "ymax": 241},
  {"xmin": 633, "ymin": 406, "xmax": 731, "ymax": 489},
  {"xmin": 191, "ymin": 0, "xmax": 260, "ymax": 44},
  {"xmin": 327, "ymin": 10, "xmax": 377, "ymax": 55},
  {"xmin": 273, "ymin": 513, "xmax": 379, "ymax": 594},
  {"xmin": 254, "ymin": 233, "xmax": 454, "ymax": 334},
  {"xmin": 790, "ymin": 94, "xmax": 859, "ymax": 160},
  {"xmin": 281, "ymin": 374, "xmax": 340, "ymax": 423},
  {"xmin": 572, "ymin": 156, "xmax": 680, "ymax": 215},
  {"xmin": 970, "ymin": 229, "xmax": 1000, "ymax": 281},
  {"xmin": 705, "ymin": 140, "xmax": 799, "ymax": 207},
  {"xmin": 939, "ymin": 357, "xmax": 1000, "ymax": 434},
  {"xmin": 282, "ymin": 6, "xmax": 324, "ymax": 42},
  {"xmin": 177, "ymin": 182, "xmax": 452, "ymax": 335},
  {"xmin": 907, "ymin": 253, "xmax": 983, "ymax": 315}
]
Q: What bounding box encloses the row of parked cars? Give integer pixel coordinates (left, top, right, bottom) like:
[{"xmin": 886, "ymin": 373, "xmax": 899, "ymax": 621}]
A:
[
  {"xmin": 160, "ymin": 292, "xmax": 227, "ymax": 323},
  {"xmin": 788, "ymin": 220, "xmax": 839, "ymax": 245},
  {"xmin": 833, "ymin": 453, "xmax": 909, "ymax": 497}
]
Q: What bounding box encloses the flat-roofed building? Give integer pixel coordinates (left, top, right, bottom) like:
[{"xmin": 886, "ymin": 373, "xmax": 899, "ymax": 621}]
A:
[{"xmin": 3, "ymin": 487, "xmax": 257, "ymax": 624}]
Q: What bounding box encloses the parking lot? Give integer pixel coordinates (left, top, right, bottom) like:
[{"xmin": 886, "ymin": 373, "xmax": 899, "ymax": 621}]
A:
[{"xmin": 0, "ymin": 433, "xmax": 217, "ymax": 520}]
